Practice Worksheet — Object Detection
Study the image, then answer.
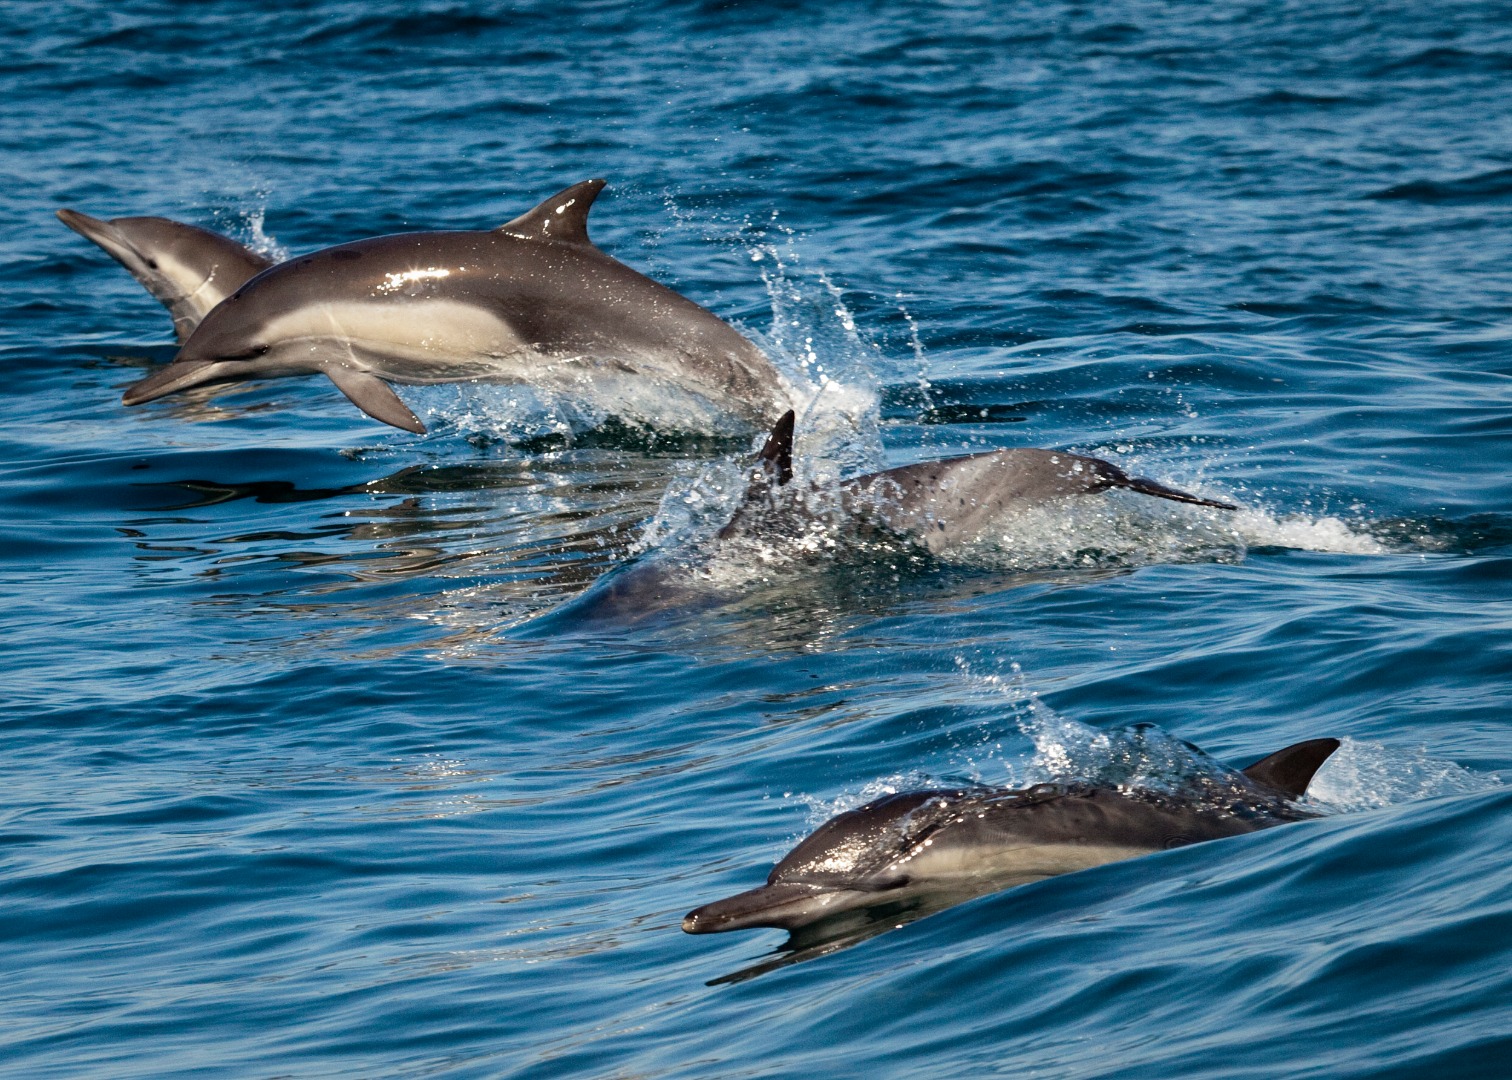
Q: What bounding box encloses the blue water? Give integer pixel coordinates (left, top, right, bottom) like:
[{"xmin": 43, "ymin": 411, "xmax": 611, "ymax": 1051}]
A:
[{"xmin": 5, "ymin": 2, "xmax": 1511, "ymax": 1076}]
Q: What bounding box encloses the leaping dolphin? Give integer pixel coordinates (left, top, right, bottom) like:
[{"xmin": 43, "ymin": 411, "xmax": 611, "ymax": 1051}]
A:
[
  {"xmin": 56, "ymin": 210, "xmax": 274, "ymax": 343},
  {"xmin": 722, "ymin": 410, "xmax": 1236, "ymax": 552},
  {"xmin": 92, "ymin": 180, "xmax": 786, "ymax": 435},
  {"xmin": 684, "ymin": 736, "xmax": 1338, "ymax": 935}
]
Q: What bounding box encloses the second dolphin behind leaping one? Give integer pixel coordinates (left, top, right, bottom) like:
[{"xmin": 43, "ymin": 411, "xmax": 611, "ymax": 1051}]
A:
[
  {"xmin": 59, "ymin": 180, "xmax": 787, "ymax": 435},
  {"xmin": 56, "ymin": 210, "xmax": 274, "ymax": 344}
]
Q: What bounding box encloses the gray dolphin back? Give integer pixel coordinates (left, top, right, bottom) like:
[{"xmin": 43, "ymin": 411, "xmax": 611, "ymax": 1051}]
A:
[
  {"xmin": 720, "ymin": 413, "xmax": 1235, "ymax": 553},
  {"xmin": 57, "ymin": 209, "xmax": 273, "ymax": 342}
]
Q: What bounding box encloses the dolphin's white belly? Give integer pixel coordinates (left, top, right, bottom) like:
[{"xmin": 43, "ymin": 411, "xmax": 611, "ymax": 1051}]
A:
[
  {"xmin": 898, "ymin": 840, "xmax": 1154, "ymax": 883},
  {"xmin": 264, "ymin": 299, "xmax": 528, "ymax": 381}
]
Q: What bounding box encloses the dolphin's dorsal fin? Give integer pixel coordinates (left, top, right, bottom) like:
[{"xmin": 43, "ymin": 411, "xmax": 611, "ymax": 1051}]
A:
[
  {"xmin": 1241, "ymin": 738, "xmax": 1340, "ymax": 798},
  {"xmin": 497, "ymin": 179, "xmax": 607, "ymax": 246},
  {"xmin": 757, "ymin": 409, "xmax": 795, "ymax": 487},
  {"xmin": 714, "ymin": 410, "xmax": 796, "ymax": 541}
]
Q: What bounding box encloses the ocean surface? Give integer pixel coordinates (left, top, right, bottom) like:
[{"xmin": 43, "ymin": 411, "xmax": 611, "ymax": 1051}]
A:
[{"xmin": 4, "ymin": 2, "xmax": 1511, "ymax": 1076}]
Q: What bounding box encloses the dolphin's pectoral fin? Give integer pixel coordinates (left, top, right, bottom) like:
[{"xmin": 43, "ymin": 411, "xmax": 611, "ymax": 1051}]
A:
[
  {"xmin": 1241, "ymin": 738, "xmax": 1341, "ymax": 798},
  {"xmin": 325, "ymin": 367, "xmax": 426, "ymax": 434},
  {"xmin": 496, "ymin": 179, "xmax": 607, "ymax": 247}
]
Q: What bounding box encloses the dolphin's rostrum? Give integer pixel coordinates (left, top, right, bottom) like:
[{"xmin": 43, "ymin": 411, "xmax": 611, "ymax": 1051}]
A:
[
  {"xmin": 65, "ymin": 181, "xmax": 786, "ymax": 435},
  {"xmin": 684, "ymin": 736, "xmax": 1338, "ymax": 935}
]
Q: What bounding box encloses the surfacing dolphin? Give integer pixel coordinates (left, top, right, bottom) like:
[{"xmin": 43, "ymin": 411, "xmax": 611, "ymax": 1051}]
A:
[
  {"xmin": 557, "ymin": 411, "xmax": 1235, "ymax": 623},
  {"xmin": 56, "ymin": 210, "xmax": 274, "ymax": 343},
  {"xmin": 723, "ymin": 410, "xmax": 1236, "ymax": 552},
  {"xmin": 684, "ymin": 736, "xmax": 1338, "ymax": 937},
  {"xmin": 96, "ymin": 180, "xmax": 785, "ymax": 435}
]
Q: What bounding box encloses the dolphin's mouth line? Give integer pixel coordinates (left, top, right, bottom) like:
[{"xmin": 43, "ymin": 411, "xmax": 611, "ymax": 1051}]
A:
[
  {"xmin": 682, "ymin": 872, "xmax": 922, "ymax": 935},
  {"xmin": 122, "ymin": 359, "xmax": 230, "ymax": 405}
]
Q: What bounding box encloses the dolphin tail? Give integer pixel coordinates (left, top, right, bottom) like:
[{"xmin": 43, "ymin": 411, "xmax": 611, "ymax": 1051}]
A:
[
  {"xmin": 1241, "ymin": 738, "xmax": 1341, "ymax": 798},
  {"xmin": 325, "ymin": 366, "xmax": 426, "ymax": 434},
  {"xmin": 1118, "ymin": 473, "xmax": 1237, "ymax": 510}
]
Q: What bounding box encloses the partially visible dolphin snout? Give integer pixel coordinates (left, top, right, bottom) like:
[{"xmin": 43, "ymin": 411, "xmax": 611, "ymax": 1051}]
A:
[{"xmin": 682, "ymin": 881, "xmax": 862, "ymax": 934}]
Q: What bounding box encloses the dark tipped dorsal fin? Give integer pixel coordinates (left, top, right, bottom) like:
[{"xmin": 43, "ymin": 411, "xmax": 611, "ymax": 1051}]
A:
[
  {"xmin": 758, "ymin": 409, "xmax": 795, "ymax": 487},
  {"xmin": 496, "ymin": 179, "xmax": 606, "ymax": 246},
  {"xmin": 714, "ymin": 411, "xmax": 795, "ymax": 541},
  {"xmin": 1241, "ymin": 738, "xmax": 1340, "ymax": 798}
]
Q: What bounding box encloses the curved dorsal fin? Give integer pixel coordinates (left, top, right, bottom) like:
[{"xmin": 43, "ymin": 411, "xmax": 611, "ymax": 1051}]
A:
[
  {"xmin": 714, "ymin": 411, "xmax": 796, "ymax": 542},
  {"xmin": 1241, "ymin": 738, "xmax": 1340, "ymax": 798},
  {"xmin": 496, "ymin": 179, "xmax": 606, "ymax": 246},
  {"xmin": 757, "ymin": 409, "xmax": 795, "ymax": 487}
]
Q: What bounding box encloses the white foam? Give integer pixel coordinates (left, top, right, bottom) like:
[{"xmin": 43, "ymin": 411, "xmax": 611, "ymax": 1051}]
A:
[
  {"xmin": 1227, "ymin": 507, "xmax": 1389, "ymax": 555},
  {"xmin": 406, "ymin": 375, "xmax": 744, "ymax": 441},
  {"xmin": 1305, "ymin": 737, "xmax": 1502, "ymax": 812},
  {"xmin": 937, "ymin": 493, "xmax": 1391, "ymax": 573},
  {"xmin": 238, "ymin": 204, "xmax": 290, "ymax": 262}
]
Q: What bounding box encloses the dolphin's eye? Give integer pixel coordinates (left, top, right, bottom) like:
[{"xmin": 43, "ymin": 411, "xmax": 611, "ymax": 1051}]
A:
[{"xmin": 225, "ymin": 345, "xmax": 270, "ymax": 361}]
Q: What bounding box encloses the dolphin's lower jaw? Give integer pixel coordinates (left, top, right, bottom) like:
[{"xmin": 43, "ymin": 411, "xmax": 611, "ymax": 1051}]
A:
[
  {"xmin": 682, "ymin": 881, "xmax": 874, "ymax": 934},
  {"xmin": 122, "ymin": 358, "xmax": 237, "ymax": 405}
]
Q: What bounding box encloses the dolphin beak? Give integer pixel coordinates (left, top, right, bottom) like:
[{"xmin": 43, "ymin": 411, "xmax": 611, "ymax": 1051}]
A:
[
  {"xmin": 122, "ymin": 358, "xmax": 227, "ymax": 405},
  {"xmin": 57, "ymin": 209, "xmax": 126, "ymax": 259},
  {"xmin": 683, "ymin": 882, "xmax": 860, "ymax": 934}
]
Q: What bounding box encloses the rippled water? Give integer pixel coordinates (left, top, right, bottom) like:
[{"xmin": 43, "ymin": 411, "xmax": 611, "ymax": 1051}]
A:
[{"xmin": 5, "ymin": 2, "xmax": 1511, "ymax": 1077}]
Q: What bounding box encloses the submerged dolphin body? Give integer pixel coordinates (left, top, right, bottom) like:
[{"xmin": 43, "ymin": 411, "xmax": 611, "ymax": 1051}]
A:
[
  {"xmin": 56, "ymin": 210, "xmax": 274, "ymax": 343},
  {"xmin": 109, "ymin": 180, "xmax": 785, "ymax": 434},
  {"xmin": 722, "ymin": 410, "xmax": 1236, "ymax": 553},
  {"xmin": 684, "ymin": 736, "xmax": 1339, "ymax": 935}
]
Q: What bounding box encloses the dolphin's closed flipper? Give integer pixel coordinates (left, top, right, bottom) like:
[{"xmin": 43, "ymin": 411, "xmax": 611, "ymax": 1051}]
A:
[
  {"xmin": 57, "ymin": 209, "xmax": 273, "ymax": 342},
  {"xmin": 325, "ymin": 366, "xmax": 426, "ymax": 434},
  {"xmin": 1241, "ymin": 738, "xmax": 1341, "ymax": 798}
]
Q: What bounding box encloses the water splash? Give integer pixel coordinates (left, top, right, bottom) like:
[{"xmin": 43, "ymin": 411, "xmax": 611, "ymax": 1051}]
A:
[
  {"xmin": 405, "ymin": 370, "xmax": 770, "ymax": 444},
  {"xmin": 743, "ymin": 235, "xmax": 883, "ymax": 481},
  {"xmin": 208, "ymin": 190, "xmax": 291, "ymax": 262},
  {"xmin": 935, "ymin": 660, "xmax": 1502, "ymax": 813},
  {"xmin": 237, "ymin": 203, "xmax": 290, "ymax": 262},
  {"xmin": 1306, "ymin": 737, "xmax": 1502, "ymax": 811}
]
